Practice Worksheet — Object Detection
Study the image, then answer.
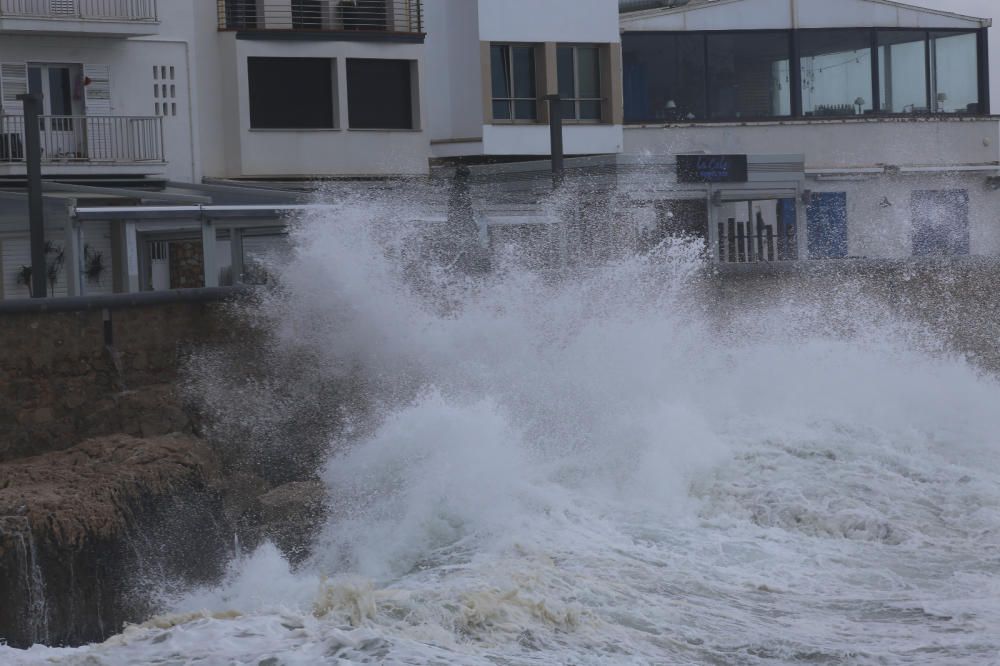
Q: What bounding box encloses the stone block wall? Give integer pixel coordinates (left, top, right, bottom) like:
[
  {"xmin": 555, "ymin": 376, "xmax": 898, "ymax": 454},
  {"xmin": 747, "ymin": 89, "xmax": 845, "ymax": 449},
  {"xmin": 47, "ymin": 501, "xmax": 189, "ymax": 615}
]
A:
[{"xmin": 0, "ymin": 300, "xmax": 235, "ymax": 462}]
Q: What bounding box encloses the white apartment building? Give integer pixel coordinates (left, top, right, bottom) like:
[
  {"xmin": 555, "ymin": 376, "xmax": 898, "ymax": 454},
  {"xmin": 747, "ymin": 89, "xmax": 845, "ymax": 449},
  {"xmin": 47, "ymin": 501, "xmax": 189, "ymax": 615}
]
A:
[{"xmin": 0, "ymin": 0, "xmax": 624, "ymax": 297}]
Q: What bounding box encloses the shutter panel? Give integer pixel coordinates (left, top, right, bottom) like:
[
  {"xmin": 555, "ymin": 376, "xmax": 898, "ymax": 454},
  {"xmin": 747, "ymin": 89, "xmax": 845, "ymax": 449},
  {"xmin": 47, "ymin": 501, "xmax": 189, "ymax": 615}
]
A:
[
  {"xmin": 83, "ymin": 64, "xmax": 112, "ymax": 161},
  {"xmin": 0, "ymin": 63, "xmax": 28, "ymax": 161},
  {"xmin": 0, "ymin": 63, "xmax": 28, "ymax": 115}
]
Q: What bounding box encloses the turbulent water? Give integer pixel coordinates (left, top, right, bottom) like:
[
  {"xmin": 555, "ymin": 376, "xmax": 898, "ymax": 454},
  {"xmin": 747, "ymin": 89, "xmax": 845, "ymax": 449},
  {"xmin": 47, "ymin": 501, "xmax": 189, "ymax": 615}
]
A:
[{"xmin": 6, "ymin": 195, "xmax": 1000, "ymax": 665}]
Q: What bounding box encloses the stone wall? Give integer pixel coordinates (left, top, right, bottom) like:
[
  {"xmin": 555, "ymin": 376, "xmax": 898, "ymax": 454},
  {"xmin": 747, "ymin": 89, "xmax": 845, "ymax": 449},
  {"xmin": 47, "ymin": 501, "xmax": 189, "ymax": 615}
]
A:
[
  {"xmin": 169, "ymin": 240, "xmax": 206, "ymax": 289},
  {"xmin": 0, "ymin": 299, "xmax": 235, "ymax": 462}
]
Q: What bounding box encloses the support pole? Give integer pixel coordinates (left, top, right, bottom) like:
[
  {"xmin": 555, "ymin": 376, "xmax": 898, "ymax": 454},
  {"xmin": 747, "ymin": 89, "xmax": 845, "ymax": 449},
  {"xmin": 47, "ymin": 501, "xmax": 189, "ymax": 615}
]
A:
[
  {"xmin": 17, "ymin": 93, "xmax": 46, "ymax": 298},
  {"xmin": 229, "ymin": 227, "xmax": 244, "ymax": 285},
  {"xmin": 201, "ymin": 217, "xmax": 219, "ymax": 288},
  {"xmin": 545, "ymin": 94, "xmax": 564, "ymax": 189}
]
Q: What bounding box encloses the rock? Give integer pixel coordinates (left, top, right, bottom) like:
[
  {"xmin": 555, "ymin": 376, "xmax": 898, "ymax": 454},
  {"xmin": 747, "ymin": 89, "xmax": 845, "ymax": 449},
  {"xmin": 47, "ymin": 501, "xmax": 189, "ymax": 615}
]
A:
[
  {"xmin": 257, "ymin": 480, "xmax": 328, "ymax": 564},
  {"xmin": 0, "ymin": 433, "xmax": 229, "ymax": 648}
]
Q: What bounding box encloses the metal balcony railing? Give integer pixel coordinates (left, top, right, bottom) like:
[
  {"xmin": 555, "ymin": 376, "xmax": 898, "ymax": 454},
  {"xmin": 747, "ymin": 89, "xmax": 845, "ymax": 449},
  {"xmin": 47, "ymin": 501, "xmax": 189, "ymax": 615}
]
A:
[
  {"xmin": 218, "ymin": 0, "xmax": 423, "ymax": 34},
  {"xmin": 0, "ymin": 0, "xmax": 157, "ymax": 21},
  {"xmin": 0, "ymin": 115, "xmax": 164, "ymax": 165},
  {"xmin": 718, "ymin": 221, "xmax": 798, "ymax": 263}
]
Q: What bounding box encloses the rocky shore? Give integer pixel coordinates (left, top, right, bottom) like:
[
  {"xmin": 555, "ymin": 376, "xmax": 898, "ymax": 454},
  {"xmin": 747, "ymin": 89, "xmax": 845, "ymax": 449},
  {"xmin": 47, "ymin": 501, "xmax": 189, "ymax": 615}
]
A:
[{"xmin": 0, "ymin": 297, "xmax": 330, "ymax": 649}]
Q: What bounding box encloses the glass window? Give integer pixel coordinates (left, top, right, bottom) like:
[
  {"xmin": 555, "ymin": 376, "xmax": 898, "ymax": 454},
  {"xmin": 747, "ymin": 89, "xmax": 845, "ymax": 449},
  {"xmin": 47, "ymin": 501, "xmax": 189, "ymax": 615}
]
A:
[
  {"xmin": 557, "ymin": 45, "xmax": 602, "ymax": 121},
  {"xmin": 623, "ymin": 33, "xmax": 707, "ymax": 122},
  {"xmin": 248, "ymin": 58, "xmax": 335, "ymax": 129},
  {"xmin": 800, "ymin": 30, "xmax": 873, "ymax": 117},
  {"xmin": 491, "ymin": 45, "xmax": 537, "ymax": 121},
  {"xmin": 931, "ymin": 32, "xmax": 979, "ymax": 113},
  {"xmin": 346, "ymin": 59, "xmax": 414, "ymax": 129},
  {"xmin": 707, "ymin": 32, "xmax": 791, "ymax": 119},
  {"xmin": 878, "ymin": 31, "xmax": 927, "ymax": 113},
  {"xmin": 911, "ymin": 190, "xmax": 969, "ymax": 256}
]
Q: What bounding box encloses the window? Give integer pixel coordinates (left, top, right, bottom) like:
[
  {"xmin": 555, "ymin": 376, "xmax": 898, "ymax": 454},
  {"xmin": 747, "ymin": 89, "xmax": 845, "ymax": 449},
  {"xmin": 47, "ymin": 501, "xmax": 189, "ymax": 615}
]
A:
[
  {"xmin": 911, "ymin": 190, "xmax": 969, "ymax": 256},
  {"xmin": 248, "ymin": 58, "xmax": 335, "ymax": 129},
  {"xmin": 557, "ymin": 45, "xmax": 602, "ymax": 121},
  {"xmin": 622, "ymin": 29, "xmax": 985, "ymax": 123},
  {"xmin": 623, "ymin": 33, "xmax": 707, "ymax": 122},
  {"xmin": 931, "ymin": 32, "xmax": 980, "ymax": 113},
  {"xmin": 346, "ymin": 59, "xmax": 414, "ymax": 129},
  {"xmin": 800, "ymin": 31, "xmax": 873, "ymax": 117},
  {"xmin": 707, "ymin": 32, "xmax": 791, "ymax": 119},
  {"xmin": 491, "ymin": 45, "xmax": 537, "ymax": 121},
  {"xmin": 878, "ymin": 31, "xmax": 927, "ymax": 113}
]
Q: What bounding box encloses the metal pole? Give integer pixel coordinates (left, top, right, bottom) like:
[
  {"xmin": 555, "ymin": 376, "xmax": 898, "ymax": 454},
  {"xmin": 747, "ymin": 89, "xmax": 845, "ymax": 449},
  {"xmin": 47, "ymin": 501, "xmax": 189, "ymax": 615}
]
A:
[
  {"xmin": 545, "ymin": 94, "xmax": 564, "ymax": 189},
  {"xmin": 17, "ymin": 92, "xmax": 46, "ymax": 298}
]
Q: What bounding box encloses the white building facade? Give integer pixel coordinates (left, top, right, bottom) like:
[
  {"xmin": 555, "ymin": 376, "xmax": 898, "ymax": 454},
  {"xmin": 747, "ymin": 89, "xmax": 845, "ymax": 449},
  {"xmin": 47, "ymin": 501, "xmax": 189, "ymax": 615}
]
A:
[{"xmin": 618, "ymin": 0, "xmax": 1000, "ymax": 262}]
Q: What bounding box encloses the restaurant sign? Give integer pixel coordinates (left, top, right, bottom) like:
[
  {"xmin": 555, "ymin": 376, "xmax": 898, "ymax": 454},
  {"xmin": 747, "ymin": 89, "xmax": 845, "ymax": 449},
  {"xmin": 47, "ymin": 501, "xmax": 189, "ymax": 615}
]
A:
[{"xmin": 676, "ymin": 154, "xmax": 749, "ymax": 183}]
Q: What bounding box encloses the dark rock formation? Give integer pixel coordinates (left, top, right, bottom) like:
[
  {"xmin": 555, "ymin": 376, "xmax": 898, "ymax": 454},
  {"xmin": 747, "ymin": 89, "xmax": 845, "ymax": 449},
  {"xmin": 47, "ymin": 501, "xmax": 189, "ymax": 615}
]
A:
[{"xmin": 0, "ymin": 433, "xmax": 230, "ymax": 648}]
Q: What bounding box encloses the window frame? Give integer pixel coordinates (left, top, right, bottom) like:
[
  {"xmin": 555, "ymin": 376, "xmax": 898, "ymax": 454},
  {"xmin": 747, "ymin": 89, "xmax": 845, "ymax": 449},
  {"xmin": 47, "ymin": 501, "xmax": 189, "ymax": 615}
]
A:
[
  {"xmin": 247, "ymin": 56, "xmax": 337, "ymax": 131},
  {"xmin": 345, "ymin": 58, "xmax": 417, "ymax": 131},
  {"xmin": 557, "ymin": 44, "xmax": 605, "ymax": 124},
  {"xmin": 620, "ymin": 27, "xmax": 989, "ymax": 125},
  {"xmin": 490, "ymin": 43, "xmax": 540, "ymax": 124}
]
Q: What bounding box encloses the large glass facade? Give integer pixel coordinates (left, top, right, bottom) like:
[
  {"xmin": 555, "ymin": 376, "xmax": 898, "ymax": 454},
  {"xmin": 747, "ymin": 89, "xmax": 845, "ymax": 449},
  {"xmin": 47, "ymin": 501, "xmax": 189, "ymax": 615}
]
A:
[
  {"xmin": 878, "ymin": 31, "xmax": 928, "ymax": 113},
  {"xmin": 707, "ymin": 33, "xmax": 791, "ymax": 119},
  {"xmin": 621, "ymin": 28, "xmax": 986, "ymax": 122},
  {"xmin": 623, "ymin": 33, "xmax": 707, "ymax": 122},
  {"xmin": 800, "ymin": 30, "xmax": 873, "ymax": 117},
  {"xmin": 931, "ymin": 32, "xmax": 980, "ymax": 113}
]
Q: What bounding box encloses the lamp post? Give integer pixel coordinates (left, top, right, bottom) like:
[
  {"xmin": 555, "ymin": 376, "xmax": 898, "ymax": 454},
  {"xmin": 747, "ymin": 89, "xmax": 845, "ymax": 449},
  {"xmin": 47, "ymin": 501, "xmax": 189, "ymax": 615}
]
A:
[
  {"xmin": 16, "ymin": 92, "xmax": 47, "ymax": 298},
  {"xmin": 545, "ymin": 94, "xmax": 564, "ymax": 189}
]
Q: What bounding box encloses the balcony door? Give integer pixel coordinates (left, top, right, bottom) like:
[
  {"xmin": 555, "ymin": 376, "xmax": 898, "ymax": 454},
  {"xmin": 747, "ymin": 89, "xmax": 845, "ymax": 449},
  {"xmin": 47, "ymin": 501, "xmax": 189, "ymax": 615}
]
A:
[{"xmin": 27, "ymin": 64, "xmax": 84, "ymax": 160}]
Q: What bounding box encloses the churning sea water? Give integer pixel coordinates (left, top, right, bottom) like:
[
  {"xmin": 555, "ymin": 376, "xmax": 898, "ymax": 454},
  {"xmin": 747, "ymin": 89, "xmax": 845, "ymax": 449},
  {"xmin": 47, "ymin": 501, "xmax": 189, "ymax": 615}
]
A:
[{"xmin": 6, "ymin": 195, "xmax": 1000, "ymax": 665}]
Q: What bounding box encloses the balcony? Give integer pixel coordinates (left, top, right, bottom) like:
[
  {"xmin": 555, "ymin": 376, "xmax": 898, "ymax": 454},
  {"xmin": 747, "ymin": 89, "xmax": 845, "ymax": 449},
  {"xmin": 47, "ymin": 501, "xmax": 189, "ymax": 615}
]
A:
[
  {"xmin": 0, "ymin": 115, "xmax": 164, "ymax": 171},
  {"xmin": 218, "ymin": 0, "xmax": 423, "ymax": 40},
  {"xmin": 0, "ymin": 0, "xmax": 159, "ymax": 36}
]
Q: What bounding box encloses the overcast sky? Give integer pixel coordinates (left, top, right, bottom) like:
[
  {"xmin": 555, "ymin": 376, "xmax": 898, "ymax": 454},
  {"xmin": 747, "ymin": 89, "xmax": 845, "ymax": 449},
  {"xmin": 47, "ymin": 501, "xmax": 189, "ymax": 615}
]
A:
[{"xmin": 901, "ymin": 0, "xmax": 999, "ymax": 108}]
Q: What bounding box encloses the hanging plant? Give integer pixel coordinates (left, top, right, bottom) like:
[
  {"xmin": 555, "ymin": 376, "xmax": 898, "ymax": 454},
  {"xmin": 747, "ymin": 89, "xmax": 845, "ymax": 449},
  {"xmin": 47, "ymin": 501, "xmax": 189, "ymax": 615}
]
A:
[
  {"xmin": 16, "ymin": 242, "xmax": 65, "ymax": 295},
  {"xmin": 44, "ymin": 241, "xmax": 65, "ymax": 292},
  {"xmin": 15, "ymin": 265, "xmax": 33, "ymax": 294},
  {"xmin": 84, "ymin": 244, "xmax": 105, "ymax": 285}
]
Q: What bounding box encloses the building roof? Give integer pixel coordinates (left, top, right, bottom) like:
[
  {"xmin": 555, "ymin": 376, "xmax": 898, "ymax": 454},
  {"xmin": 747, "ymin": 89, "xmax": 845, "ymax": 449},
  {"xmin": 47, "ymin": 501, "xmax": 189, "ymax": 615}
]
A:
[{"xmin": 620, "ymin": 0, "xmax": 991, "ymax": 30}]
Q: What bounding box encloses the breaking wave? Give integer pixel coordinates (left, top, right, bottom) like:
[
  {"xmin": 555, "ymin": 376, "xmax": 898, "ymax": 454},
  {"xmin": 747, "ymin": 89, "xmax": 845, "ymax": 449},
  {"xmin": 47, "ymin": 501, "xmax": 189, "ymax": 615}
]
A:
[{"xmin": 6, "ymin": 191, "xmax": 1000, "ymax": 665}]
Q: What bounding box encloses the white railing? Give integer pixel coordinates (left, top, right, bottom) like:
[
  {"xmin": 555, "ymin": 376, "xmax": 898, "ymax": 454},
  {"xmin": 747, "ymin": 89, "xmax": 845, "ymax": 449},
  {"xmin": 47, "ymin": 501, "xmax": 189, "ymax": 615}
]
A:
[
  {"xmin": 0, "ymin": 0, "xmax": 157, "ymax": 21},
  {"xmin": 0, "ymin": 115, "xmax": 164, "ymax": 165}
]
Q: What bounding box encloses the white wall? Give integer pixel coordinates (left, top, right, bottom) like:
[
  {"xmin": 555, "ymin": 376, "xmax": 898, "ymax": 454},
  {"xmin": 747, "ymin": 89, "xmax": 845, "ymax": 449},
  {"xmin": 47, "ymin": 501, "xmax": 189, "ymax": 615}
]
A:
[
  {"xmin": 423, "ymin": 0, "xmax": 482, "ymax": 143},
  {"xmin": 0, "ymin": 30, "xmax": 196, "ymax": 181},
  {"xmin": 624, "ymin": 118, "xmax": 999, "ymax": 169},
  {"xmin": 806, "ymin": 174, "xmax": 1000, "ymax": 258},
  {"xmin": 478, "ymin": 0, "xmax": 620, "ymax": 44}
]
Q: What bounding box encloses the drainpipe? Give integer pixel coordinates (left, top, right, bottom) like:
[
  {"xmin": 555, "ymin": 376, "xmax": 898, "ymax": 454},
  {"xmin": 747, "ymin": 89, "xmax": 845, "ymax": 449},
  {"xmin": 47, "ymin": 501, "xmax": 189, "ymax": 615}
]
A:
[{"xmin": 17, "ymin": 93, "xmax": 46, "ymax": 298}]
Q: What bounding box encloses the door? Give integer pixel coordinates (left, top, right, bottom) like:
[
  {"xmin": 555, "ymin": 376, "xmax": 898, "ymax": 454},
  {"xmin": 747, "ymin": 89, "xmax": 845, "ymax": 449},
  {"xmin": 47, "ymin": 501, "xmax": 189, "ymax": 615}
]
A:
[
  {"xmin": 27, "ymin": 64, "xmax": 84, "ymax": 160},
  {"xmin": 149, "ymin": 241, "xmax": 170, "ymax": 291},
  {"xmin": 807, "ymin": 192, "xmax": 848, "ymax": 259}
]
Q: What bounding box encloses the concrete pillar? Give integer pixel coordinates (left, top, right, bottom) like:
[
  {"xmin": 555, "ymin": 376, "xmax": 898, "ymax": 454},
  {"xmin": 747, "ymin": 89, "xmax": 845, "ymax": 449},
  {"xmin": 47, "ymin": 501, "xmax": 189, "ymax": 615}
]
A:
[
  {"xmin": 124, "ymin": 222, "xmax": 140, "ymax": 293},
  {"xmin": 229, "ymin": 227, "xmax": 245, "ymax": 284},
  {"xmin": 202, "ymin": 217, "xmax": 219, "ymax": 288},
  {"xmin": 64, "ymin": 214, "xmax": 82, "ymax": 297}
]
